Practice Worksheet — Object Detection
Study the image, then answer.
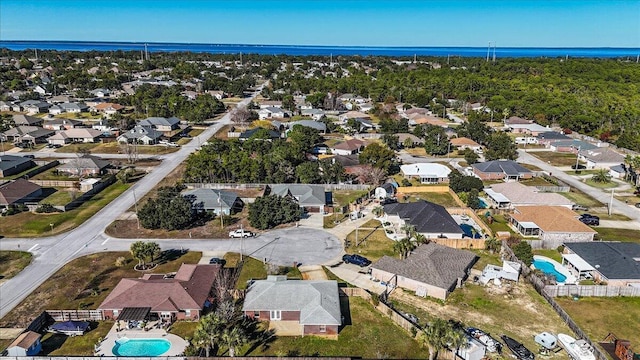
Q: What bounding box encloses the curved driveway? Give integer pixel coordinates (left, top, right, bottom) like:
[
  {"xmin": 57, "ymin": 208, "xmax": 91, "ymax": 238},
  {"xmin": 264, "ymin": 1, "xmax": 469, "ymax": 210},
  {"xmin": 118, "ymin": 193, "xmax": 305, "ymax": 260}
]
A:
[{"xmin": 0, "ymin": 83, "xmax": 347, "ymax": 320}]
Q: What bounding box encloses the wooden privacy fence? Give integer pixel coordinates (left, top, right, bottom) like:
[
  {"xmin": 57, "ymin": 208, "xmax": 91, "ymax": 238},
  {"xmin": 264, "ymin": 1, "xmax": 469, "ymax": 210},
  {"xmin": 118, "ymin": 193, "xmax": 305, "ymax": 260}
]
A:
[
  {"xmin": 184, "ymin": 183, "xmax": 370, "ymax": 191},
  {"xmin": 46, "ymin": 309, "xmax": 104, "ymax": 321},
  {"xmin": 544, "ymin": 285, "xmax": 640, "ymax": 297},
  {"xmin": 501, "ymin": 241, "xmax": 610, "ymax": 360},
  {"xmin": 447, "ymin": 207, "xmax": 493, "ymax": 238},
  {"xmin": 29, "ymin": 180, "xmax": 77, "ymax": 187}
]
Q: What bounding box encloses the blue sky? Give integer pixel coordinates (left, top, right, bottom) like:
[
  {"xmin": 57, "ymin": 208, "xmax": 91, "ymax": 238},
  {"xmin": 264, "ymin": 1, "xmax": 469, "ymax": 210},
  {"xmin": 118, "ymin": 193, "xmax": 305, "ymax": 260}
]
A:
[{"xmin": 1, "ymin": 1, "xmax": 638, "ymax": 47}]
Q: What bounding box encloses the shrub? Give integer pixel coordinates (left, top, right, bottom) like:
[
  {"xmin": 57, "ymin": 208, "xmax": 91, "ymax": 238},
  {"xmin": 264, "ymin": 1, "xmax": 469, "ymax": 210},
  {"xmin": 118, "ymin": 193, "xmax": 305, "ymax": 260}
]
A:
[
  {"xmin": 248, "ymin": 195, "xmax": 301, "ymax": 230},
  {"xmin": 401, "ymin": 178, "xmax": 412, "ymax": 187},
  {"xmin": 114, "ymin": 256, "xmax": 127, "ymax": 267},
  {"xmin": 512, "ymin": 240, "xmax": 534, "ymax": 266},
  {"xmin": 35, "ymin": 203, "xmax": 61, "ymax": 213},
  {"xmin": 556, "ymin": 245, "xmax": 565, "ymax": 253}
]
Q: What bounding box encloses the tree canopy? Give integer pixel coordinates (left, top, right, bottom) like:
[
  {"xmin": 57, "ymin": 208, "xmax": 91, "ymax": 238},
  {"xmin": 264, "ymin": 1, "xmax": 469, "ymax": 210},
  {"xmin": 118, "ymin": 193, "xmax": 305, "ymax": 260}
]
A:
[
  {"xmin": 138, "ymin": 184, "xmax": 203, "ymax": 230},
  {"xmin": 248, "ymin": 195, "xmax": 301, "ymax": 230}
]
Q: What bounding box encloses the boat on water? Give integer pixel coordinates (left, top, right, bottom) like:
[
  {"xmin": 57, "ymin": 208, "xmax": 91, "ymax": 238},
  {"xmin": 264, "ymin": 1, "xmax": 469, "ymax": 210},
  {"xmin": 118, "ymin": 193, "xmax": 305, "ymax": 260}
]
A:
[
  {"xmin": 466, "ymin": 327, "xmax": 502, "ymax": 353},
  {"xmin": 557, "ymin": 333, "xmax": 596, "ymax": 360},
  {"xmin": 501, "ymin": 335, "xmax": 535, "ymax": 360}
]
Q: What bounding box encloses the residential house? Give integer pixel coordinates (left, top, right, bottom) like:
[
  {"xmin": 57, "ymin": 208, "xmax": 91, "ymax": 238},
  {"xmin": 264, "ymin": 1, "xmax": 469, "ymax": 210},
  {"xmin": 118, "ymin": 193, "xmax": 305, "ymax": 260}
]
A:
[
  {"xmin": 48, "ymin": 95, "xmax": 75, "ymax": 104},
  {"xmin": 562, "ymin": 242, "xmax": 640, "ymax": 286},
  {"xmin": 357, "ymin": 102, "xmax": 374, "ymax": 113},
  {"xmin": 42, "ymin": 118, "xmax": 83, "ymax": 131},
  {"xmin": 504, "ymin": 116, "xmax": 532, "ymax": 126},
  {"xmin": 90, "ymin": 88, "xmax": 110, "ymax": 98},
  {"xmin": 206, "ymin": 90, "xmax": 225, "ymax": 100},
  {"xmin": 400, "ymin": 163, "xmax": 451, "ymax": 184},
  {"xmin": 338, "ymin": 111, "xmax": 370, "ymax": 123},
  {"xmin": 547, "ymin": 139, "xmax": 596, "ymax": 154},
  {"xmin": 117, "ymin": 125, "xmax": 163, "ymax": 145},
  {"xmin": 396, "ymin": 133, "xmax": 424, "ymax": 148},
  {"xmin": 383, "ymin": 201, "xmax": 465, "ymax": 239},
  {"xmin": 22, "ymin": 101, "xmax": 50, "ymax": 114},
  {"xmin": 450, "ymin": 137, "xmax": 482, "ymax": 152},
  {"xmin": 327, "ymin": 154, "xmax": 362, "ymax": 176},
  {"xmin": 3, "ymin": 126, "xmax": 54, "ymax": 144},
  {"xmin": 12, "ymin": 114, "xmax": 43, "ymax": 126},
  {"xmin": 93, "ymin": 102, "xmax": 125, "ymax": 115},
  {"xmin": 139, "ymin": 117, "xmax": 186, "ymax": 138},
  {"xmin": 238, "ymin": 127, "xmax": 282, "ymax": 141},
  {"xmin": 371, "ymin": 243, "xmax": 478, "ymax": 300},
  {"xmin": 242, "ymin": 276, "xmax": 341, "ymax": 337},
  {"xmin": 535, "ymin": 131, "xmax": 571, "ymax": 146},
  {"xmin": 99, "ymin": 263, "xmax": 221, "ymax": 321},
  {"xmin": 0, "ymin": 155, "xmax": 36, "ymax": 177},
  {"xmin": 374, "ymin": 182, "xmax": 397, "ymax": 199},
  {"xmin": 58, "ymin": 155, "xmax": 111, "ymax": 177},
  {"xmin": 287, "ymin": 120, "xmax": 326, "ymax": 134},
  {"xmin": 484, "ymin": 182, "xmax": 574, "ymax": 209},
  {"xmin": 330, "ymin": 138, "xmax": 367, "ymax": 155},
  {"xmin": 258, "ymin": 100, "xmax": 283, "ymax": 109},
  {"xmin": 507, "ymin": 123, "xmax": 550, "ymax": 136},
  {"xmin": 6, "ymin": 331, "xmax": 42, "ymax": 356},
  {"xmin": 408, "ymin": 114, "xmax": 448, "ymax": 127},
  {"xmin": 266, "ymin": 184, "xmax": 330, "ymax": 213},
  {"xmin": 258, "ymin": 107, "xmax": 287, "ymax": 120},
  {"xmin": 182, "ymin": 188, "xmax": 243, "ymax": 215},
  {"xmin": 300, "ymin": 108, "xmax": 325, "ymax": 121},
  {"xmin": 0, "ymin": 101, "xmax": 13, "ymax": 112},
  {"xmin": 509, "ymin": 206, "xmax": 597, "ymax": 248},
  {"xmin": 48, "ymin": 102, "xmax": 88, "ymax": 115},
  {"xmin": 472, "ymin": 160, "xmax": 534, "ymax": 181},
  {"xmin": 48, "ymin": 128, "xmax": 103, "ymax": 145},
  {"xmin": 0, "ymin": 179, "xmax": 42, "ymax": 209},
  {"xmin": 579, "ymin": 148, "xmax": 625, "ymax": 170},
  {"xmin": 609, "ymin": 164, "xmax": 626, "ymax": 180}
]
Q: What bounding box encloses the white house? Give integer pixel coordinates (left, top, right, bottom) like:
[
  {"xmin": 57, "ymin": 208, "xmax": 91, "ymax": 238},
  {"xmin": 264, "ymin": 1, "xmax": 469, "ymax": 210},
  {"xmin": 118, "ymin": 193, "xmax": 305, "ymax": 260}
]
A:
[
  {"xmin": 400, "ymin": 163, "xmax": 451, "ymax": 184},
  {"xmin": 258, "ymin": 107, "xmax": 287, "ymax": 120}
]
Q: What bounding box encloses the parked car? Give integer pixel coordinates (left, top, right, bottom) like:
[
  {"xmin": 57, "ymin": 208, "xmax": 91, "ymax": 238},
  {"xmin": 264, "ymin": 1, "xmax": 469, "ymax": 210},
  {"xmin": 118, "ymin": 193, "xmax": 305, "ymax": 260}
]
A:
[
  {"xmin": 571, "ymin": 164, "xmax": 586, "ymax": 170},
  {"xmin": 572, "ymin": 204, "xmax": 589, "ymax": 211},
  {"xmin": 229, "ymin": 229, "xmax": 254, "ymax": 238},
  {"xmin": 209, "ymin": 257, "xmax": 226, "ymax": 265},
  {"xmin": 580, "ymin": 214, "xmax": 599, "ymax": 220},
  {"xmin": 635, "ymin": 203, "xmax": 640, "ymax": 208},
  {"xmin": 342, "ymin": 254, "xmax": 371, "ymax": 267},
  {"xmin": 579, "ymin": 216, "xmax": 599, "ymax": 226}
]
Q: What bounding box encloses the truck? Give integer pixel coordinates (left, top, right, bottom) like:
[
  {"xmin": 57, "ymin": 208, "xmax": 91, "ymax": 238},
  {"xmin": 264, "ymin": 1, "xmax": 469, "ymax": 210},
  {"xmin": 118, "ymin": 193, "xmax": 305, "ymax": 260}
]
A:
[{"xmin": 228, "ymin": 229, "xmax": 254, "ymax": 238}]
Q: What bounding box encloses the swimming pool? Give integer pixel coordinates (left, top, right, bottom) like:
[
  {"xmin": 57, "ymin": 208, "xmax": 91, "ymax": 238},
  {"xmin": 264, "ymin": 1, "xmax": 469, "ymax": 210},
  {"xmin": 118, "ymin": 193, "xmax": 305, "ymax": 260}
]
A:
[
  {"xmin": 478, "ymin": 198, "xmax": 488, "ymax": 209},
  {"xmin": 113, "ymin": 338, "xmax": 171, "ymax": 357},
  {"xmin": 533, "ymin": 259, "xmax": 567, "ymax": 282},
  {"xmin": 460, "ymin": 224, "xmax": 481, "ymax": 238}
]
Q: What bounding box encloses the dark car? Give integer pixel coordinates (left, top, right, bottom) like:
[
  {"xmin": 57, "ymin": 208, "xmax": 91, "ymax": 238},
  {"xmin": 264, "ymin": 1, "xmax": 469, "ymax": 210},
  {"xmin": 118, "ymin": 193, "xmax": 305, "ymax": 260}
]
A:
[
  {"xmin": 571, "ymin": 164, "xmax": 586, "ymax": 170},
  {"xmin": 580, "ymin": 214, "xmax": 599, "ymax": 220},
  {"xmin": 342, "ymin": 254, "xmax": 371, "ymax": 267},
  {"xmin": 579, "ymin": 216, "xmax": 599, "ymax": 226},
  {"xmin": 209, "ymin": 257, "xmax": 226, "ymax": 265},
  {"xmin": 635, "ymin": 203, "xmax": 640, "ymax": 209}
]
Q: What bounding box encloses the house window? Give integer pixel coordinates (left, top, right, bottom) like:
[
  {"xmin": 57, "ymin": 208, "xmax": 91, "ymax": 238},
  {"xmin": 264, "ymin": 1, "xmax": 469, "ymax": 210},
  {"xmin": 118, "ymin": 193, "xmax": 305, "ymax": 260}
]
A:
[
  {"xmin": 319, "ymin": 325, "xmax": 326, "ymax": 333},
  {"xmin": 269, "ymin": 310, "xmax": 281, "ymax": 321},
  {"xmin": 185, "ymin": 309, "xmax": 191, "ymax": 317},
  {"xmin": 254, "ymin": 311, "xmax": 260, "ymax": 318},
  {"xmin": 113, "ymin": 310, "xmax": 119, "ymax": 317}
]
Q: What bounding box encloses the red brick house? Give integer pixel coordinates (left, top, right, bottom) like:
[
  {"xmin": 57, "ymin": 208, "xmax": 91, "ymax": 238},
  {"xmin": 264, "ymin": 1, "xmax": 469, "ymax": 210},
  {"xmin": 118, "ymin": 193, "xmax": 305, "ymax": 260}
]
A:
[
  {"xmin": 99, "ymin": 264, "xmax": 220, "ymax": 321},
  {"xmin": 472, "ymin": 160, "xmax": 534, "ymax": 181},
  {"xmin": 242, "ymin": 276, "xmax": 341, "ymax": 338}
]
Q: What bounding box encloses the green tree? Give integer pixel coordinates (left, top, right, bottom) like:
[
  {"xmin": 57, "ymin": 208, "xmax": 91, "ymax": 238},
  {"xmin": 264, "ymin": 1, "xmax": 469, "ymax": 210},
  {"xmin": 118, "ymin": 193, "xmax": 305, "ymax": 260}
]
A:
[
  {"xmin": 485, "ymin": 237, "xmax": 502, "ymax": 253},
  {"xmin": 512, "ymin": 241, "xmax": 534, "ymax": 266},
  {"xmin": 485, "ymin": 132, "xmax": 517, "ymax": 161},
  {"xmin": 382, "ymin": 134, "xmax": 400, "ymax": 150},
  {"xmin": 463, "ymin": 148, "xmax": 479, "ymax": 165},
  {"xmin": 360, "ymin": 143, "xmax": 396, "ymax": 174},
  {"xmin": 421, "ymin": 125, "xmax": 450, "ymax": 155},
  {"xmin": 466, "ymin": 188, "xmax": 480, "ymax": 209},
  {"xmin": 138, "ymin": 185, "xmax": 200, "ymax": 230},
  {"xmin": 448, "ymin": 170, "xmax": 483, "ymax": 193},
  {"xmin": 295, "ymin": 161, "xmax": 321, "ymax": 183},
  {"xmin": 129, "ymin": 241, "xmax": 160, "ymax": 267},
  {"xmin": 393, "ymin": 238, "xmax": 416, "ymax": 259},
  {"xmin": 221, "ymin": 326, "xmax": 247, "ymax": 357},
  {"xmin": 248, "ymin": 195, "xmax": 301, "ymax": 230},
  {"xmin": 192, "ymin": 313, "xmax": 226, "ymax": 357},
  {"xmin": 591, "ymin": 169, "xmax": 612, "ymax": 183},
  {"xmin": 419, "ymin": 318, "xmax": 466, "ymax": 360}
]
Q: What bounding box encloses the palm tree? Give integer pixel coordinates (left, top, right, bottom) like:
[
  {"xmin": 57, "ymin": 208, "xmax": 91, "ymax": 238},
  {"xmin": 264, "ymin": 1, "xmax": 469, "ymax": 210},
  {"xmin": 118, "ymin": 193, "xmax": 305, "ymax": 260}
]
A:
[
  {"xmin": 372, "ymin": 206, "xmax": 384, "ymax": 217},
  {"xmin": 192, "ymin": 313, "xmax": 225, "ymax": 357},
  {"xmin": 420, "ymin": 319, "xmax": 466, "ymax": 360},
  {"xmin": 393, "ymin": 238, "xmax": 416, "ymax": 259},
  {"xmin": 591, "ymin": 169, "xmax": 612, "ymax": 184},
  {"xmin": 129, "ymin": 241, "xmax": 146, "ymax": 267},
  {"xmin": 221, "ymin": 326, "xmax": 247, "ymax": 357}
]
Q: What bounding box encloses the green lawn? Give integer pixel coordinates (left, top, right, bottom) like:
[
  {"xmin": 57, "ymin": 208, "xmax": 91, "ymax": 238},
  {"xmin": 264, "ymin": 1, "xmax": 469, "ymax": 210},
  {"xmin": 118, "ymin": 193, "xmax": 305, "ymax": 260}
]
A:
[
  {"xmin": 249, "ymin": 297, "xmax": 429, "ymax": 359},
  {"xmin": 332, "ymin": 190, "xmax": 369, "ymax": 207},
  {"xmin": 399, "ymin": 192, "xmax": 460, "ymax": 208},
  {"xmin": 345, "ymin": 220, "xmax": 395, "ymax": 262},
  {"xmin": 40, "ymin": 189, "xmax": 74, "ymax": 205},
  {"xmin": 556, "ymin": 297, "xmax": 640, "ymax": 346},
  {"xmin": 323, "ymin": 213, "xmax": 348, "ymax": 229},
  {"xmin": 41, "ymin": 321, "xmax": 113, "ymax": 356},
  {"xmin": 0, "ymin": 251, "xmax": 32, "ymax": 280},
  {"xmin": 561, "ymin": 188, "xmax": 603, "ymax": 208},
  {"xmin": 534, "ymin": 249, "xmax": 563, "ymax": 263},
  {"xmin": 0, "ymin": 251, "xmax": 202, "ymax": 327},
  {"xmin": 486, "ymin": 213, "xmax": 514, "ymax": 234},
  {"xmin": 596, "ymin": 227, "xmax": 640, "ymax": 243},
  {"xmin": 585, "ymin": 179, "xmax": 617, "ymax": 189},
  {"xmin": 31, "ymin": 168, "xmax": 77, "ymax": 181},
  {"xmin": 236, "ymin": 257, "xmax": 268, "ymax": 289},
  {"xmin": 169, "ymin": 321, "xmax": 199, "ymax": 341},
  {"xmin": 532, "ymin": 151, "xmax": 582, "ymax": 167},
  {"xmin": 0, "ymin": 182, "xmax": 130, "ymax": 237},
  {"xmin": 470, "ymin": 250, "xmax": 502, "ymax": 271}
]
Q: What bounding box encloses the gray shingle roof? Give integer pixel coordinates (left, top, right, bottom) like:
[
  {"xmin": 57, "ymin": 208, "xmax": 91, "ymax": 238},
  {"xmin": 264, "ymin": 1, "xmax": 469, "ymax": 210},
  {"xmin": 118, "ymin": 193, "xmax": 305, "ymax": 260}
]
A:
[
  {"xmin": 268, "ymin": 184, "xmax": 327, "ymax": 207},
  {"xmin": 181, "ymin": 189, "xmax": 240, "ymax": 211},
  {"xmin": 565, "ymin": 242, "xmax": 640, "ymax": 280},
  {"xmin": 373, "ymin": 243, "xmax": 478, "ymax": 289},
  {"xmin": 383, "ymin": 200, "xmax": 464, "ymax": 235},
  {"xmin": 473, "ymin": 160, "xmax": 532, "ymax": 176},
  {"xmin": 58, "ymin": 155, "xmax": 110, "ymax": 172},
  {"xmin": 0, "ymin": 155, "xmax": 33, "ymax": 172},
  {"xmin": 242, "ymin": 277, "xmax": 341, "ymax": 326},
  {"xmin": 139, "ymin": 117, "xmax": 181, "ymax": 128},
  {"xmin": 288, "ymin": 120, "xmax": 327, "ymax": 132},
  {"xmin": 120, "ymin": 125, "xmax": 163, "ymax": 140},
  {"xmin": 12, "ymin": 114, "xmax": 42, "ymax": 126},
  {"xmin": 536, "ymin": 132, "xmax": 570, "ymax": 141}
]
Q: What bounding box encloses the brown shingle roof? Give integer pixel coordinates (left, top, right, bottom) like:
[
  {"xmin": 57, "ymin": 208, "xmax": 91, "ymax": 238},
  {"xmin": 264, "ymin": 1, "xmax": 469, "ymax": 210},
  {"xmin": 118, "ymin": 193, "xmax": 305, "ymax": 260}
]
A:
[
  {"xmin": 373, "ymin": 243, "xmax": 477, "ymax": 289},
  {"xmin": 450, "ymin": 137, "xmax": 480, "ymax": 147},
  {"xmin": 98, "ymin": 264, "xmax": 220, "ymax": 312},
  {"xmin": 9, "ymin": 331, "xmax": 40, "ymax": 350},
  {"xmin": 0, "ymin": 179, "xmax": 41, "ymax": 206},
  {"xmin": 332, "ymin": 138, "xmax": 367, "ymax": 151},
  {"xmin": 511, "ymin": 206, "xmax": 597, "ymax": 233}
]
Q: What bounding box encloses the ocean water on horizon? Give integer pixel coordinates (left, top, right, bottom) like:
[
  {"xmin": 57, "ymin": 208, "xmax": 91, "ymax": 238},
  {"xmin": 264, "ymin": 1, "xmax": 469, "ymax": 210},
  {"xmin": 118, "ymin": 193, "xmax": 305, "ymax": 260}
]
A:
[{"xmin": 1, "ymin": 41, "xmax": 639, "ymax": 58}]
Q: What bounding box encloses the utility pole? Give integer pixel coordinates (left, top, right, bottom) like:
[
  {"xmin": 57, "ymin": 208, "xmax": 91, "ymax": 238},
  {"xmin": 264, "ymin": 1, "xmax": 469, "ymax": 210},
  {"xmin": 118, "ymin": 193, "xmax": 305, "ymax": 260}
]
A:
[
  {"xmin": 575, "ymin": 146, "xmax": 581, "ymax": 174},
  {"xmin": 609, "ymin": 189, "xmax": 614, "ymax": 216},
  {"xmin": 132, "ymin": 188, "xmax": 140, "ymax": 229}
]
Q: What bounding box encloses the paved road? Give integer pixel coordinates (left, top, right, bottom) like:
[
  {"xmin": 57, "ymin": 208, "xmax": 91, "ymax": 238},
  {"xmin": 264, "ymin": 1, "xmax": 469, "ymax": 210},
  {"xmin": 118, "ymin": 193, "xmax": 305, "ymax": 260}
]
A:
[
  {"xmin": 397, "ymin": 150, "xmax": 463, "ymax": 165},
  {"xmin": 517, "ymin": 149, "xmax": 640, "ymax": 222},
  {"xmin": 0, "ymin": 87, "xmax": 272, "ymax": 319}
]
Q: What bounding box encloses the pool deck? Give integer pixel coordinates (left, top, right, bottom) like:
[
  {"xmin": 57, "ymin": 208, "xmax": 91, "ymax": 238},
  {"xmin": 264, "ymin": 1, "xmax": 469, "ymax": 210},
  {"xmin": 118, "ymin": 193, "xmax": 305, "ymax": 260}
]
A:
[
  {"xmin": 532, "ymin": 255, "xmax": 577, "ymax": 285},
  {"xmin": 96, "ymin": 323, "xmax": 188, "ymax": 356}
]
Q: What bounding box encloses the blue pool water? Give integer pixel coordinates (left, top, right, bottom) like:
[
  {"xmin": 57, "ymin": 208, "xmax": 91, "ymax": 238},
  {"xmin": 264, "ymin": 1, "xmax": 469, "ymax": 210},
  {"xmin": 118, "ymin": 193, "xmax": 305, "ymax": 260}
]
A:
[
  {"xmin": 460, "ymin": 224, "xmax": 481, "ymax": 238},
  {"xmin": 533, "ymin": 259, "xmax": 567, "ymax": 283},
  {"xmin": 478, "ymin": 198, "xmax": 488, "ymax": 209},
  {"xmin": 113, "ymin": 338, "xmax": 171, "ymax": 357}
]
